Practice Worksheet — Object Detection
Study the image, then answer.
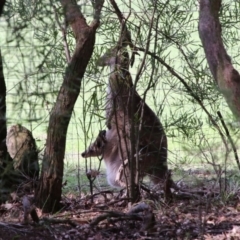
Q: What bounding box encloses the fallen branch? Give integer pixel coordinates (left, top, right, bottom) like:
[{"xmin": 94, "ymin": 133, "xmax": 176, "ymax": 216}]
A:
[
  {"xmin": 0, "ymin": 222, "xmax": 29, "ymax": 233},
  {"xmin": 41, "ymin": 217, "xmax": 77, "ymax": 227},
  {"xmin": 90, "ymin": 211, "xmax": 142, "ymax": 227}
]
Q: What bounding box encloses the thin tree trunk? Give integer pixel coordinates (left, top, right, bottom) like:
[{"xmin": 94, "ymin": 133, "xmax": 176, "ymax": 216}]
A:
[
  {"xmin": 198, "ymin": 0, "xmax": 240, "ymax": 119},
  {"xmin": 0, "ymin": 1, "xmax": 18, "ymax": 203},
  {"xmin": 35, "ymin": 0, "xmax": 104, "ymax": 213},
  {"xmin": 0, "ymin": 0, "xmax": 7, "ymax": 162},
  {"xmin": 0, "ymin": 51, "xmax": 8, "ymax": 161}
]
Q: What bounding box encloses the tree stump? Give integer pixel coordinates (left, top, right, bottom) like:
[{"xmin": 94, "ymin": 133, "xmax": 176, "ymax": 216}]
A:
[{"xmin": 6, "ymin": 124, "xmax": 39, "ymax": 179}]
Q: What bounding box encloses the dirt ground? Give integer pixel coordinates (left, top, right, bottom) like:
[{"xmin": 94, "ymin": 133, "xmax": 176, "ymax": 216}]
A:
[
  {"xmin": 1, "ymin": 171, "xmax": 240, "ymax": 240},
  {"xmin": 1, "ymin": 191, "xmax": 240, "ymax": 239}
]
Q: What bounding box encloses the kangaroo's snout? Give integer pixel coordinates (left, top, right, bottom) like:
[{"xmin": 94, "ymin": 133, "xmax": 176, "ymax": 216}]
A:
[{"xmin": 81, "ymin": 152, "xmax": 86, "ymax": 158}]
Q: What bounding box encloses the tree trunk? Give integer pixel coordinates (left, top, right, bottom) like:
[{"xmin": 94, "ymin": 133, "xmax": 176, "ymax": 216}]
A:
[
  {"xmin": 0, "ymin": 1, "xmax": 18, "ymax": 203},
  {"xmin": 35, "ymin": 0, "xmax": 104, "ymax": 213},
  {"xmin": 0, "ymin": 0, "xmax": 8, "ymax": 165},
  {"xmin": 198, "ymin": 0, "xmax": 240, "ymax": 119},
  {"xmin": 0, "ymin": 0, "xmax": 5, "ymax": 16}
]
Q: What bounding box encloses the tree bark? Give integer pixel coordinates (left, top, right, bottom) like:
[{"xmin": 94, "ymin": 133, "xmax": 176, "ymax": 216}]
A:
[
  {"xmin": 198, "ymin": 0, "xmax": 240, "ymax": 119},
  {"xmin": 0, "ymin": 0, "xmax": 5, "ymax": 16},
  {"xmin": 35, "ymin": 0, "xmax": 104, "ymax": 212}
]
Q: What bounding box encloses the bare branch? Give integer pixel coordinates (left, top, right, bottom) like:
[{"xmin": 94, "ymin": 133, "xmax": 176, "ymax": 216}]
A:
[
  {"xmin": 53, "ymin": 5, "xmax": 71, "ymax": 63},
  {"xmin": 109, "ymin": 0, "xmax": 138, "ymax": 64},
  {"xmin": 134, "ymin": 1, "xmax": 156, "ymax": 85}
]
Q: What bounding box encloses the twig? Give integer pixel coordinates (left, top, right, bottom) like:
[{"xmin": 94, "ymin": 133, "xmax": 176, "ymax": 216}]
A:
[
  {"xmin": 217, "ymin": 111, "xmax": 240, "ymax": 171},
  {"xmin": 53, "ymin": 5, "xmax": 71, "ymax": 63},
  {"xmin": 198, "ymin": 203, "xmax": 204, "ymax": 240},
  {"xmin": 164, "ymin": 170, "xmax": 173, "ymax": 204},
  {"xmin": 50, "ymin": 209, "xmax": 111, "ymax": 219},
  {"xmin": 86, "ymin": 152, "xmax": 103, "ymax": 201},
  {"xmin": 198, "ymin": 134, "xmax": 224, "ymax": 184},
  {"xmin": 109, "ymin": 0, "xmax": 135, "ymax": 51},
  {"xmin": 134, "ymin": 10, "xmax": 160, "ymax": 184},
  {"xmin": 134, "ymin": 1, "xmax": 156, "ymax": 86},
  {"xmin": 87, "ymin": 190, "xmax": 114, "ymax": 202},
  {"xmin": 107, "ymin": 198, "xmax": 131, "ymax": 206},
  {"xmin": 173, "ymin": 191, "xmax": 204, "ymax": 200},
  {"xmin": 109, "ymin": 0, "xmax": 138, "ymax": 65},
  {"xmin": 86, "ymin": 172, "xmax": 94, "ymax": 202},
  {"xmin": 22, "ymin": 195, "xmax": 39, "ymax": 223}
]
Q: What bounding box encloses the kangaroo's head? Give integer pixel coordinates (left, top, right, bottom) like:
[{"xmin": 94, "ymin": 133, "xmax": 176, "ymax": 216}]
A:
[
  {"xmin": 81, "ymin": 130, "xmax": 107, "ymax": 158},
  {"xmin": 97, "ymin": 47, "xmax": 133, "ymax": 94},
  {"xmin": 97, "ymin": 47, "xmax": 130, "ymax": 70}
]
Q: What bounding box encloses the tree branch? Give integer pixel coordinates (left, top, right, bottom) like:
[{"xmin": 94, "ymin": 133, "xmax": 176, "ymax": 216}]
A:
[
  {"xmin": 53, "ymin": 5, "xmax": 71, "ymax": 63},
  {"xmin": 217, "ymin": 111, "xmax": 240, "ymax": 171},
  {"xmin": 109, "ymin": 0, "xmax": 138, "ymax": 65}
]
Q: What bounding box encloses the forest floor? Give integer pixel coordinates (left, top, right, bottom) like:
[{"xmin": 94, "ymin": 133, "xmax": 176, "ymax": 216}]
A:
[{"xmin": 1, "ymin": 169, "xmax": 240, "ymax": 240}]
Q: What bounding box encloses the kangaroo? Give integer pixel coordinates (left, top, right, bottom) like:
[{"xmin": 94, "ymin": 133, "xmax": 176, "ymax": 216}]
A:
[
  {"xmin": 97, "ymin": 45, "xmax": 168, "ymax": 185},
  {"xmin": 81, "ymin": 129, "xmax": 129, "ymax": 187}
]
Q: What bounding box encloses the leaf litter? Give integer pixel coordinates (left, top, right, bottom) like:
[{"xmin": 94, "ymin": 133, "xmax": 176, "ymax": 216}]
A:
[{"xmin": 1, "ymin": 175, "xmax": 240, "ymax": 240}]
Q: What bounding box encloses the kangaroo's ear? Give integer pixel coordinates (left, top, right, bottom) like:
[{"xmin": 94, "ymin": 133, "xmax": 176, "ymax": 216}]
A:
[{"xmin": 97, "ymin": 56, "xmax": 119, "ymax": 67}]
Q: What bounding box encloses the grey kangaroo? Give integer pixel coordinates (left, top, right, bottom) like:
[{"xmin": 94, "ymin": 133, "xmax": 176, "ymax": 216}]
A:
[{"xmin": 96, "ymin": 45, "xmax": 168, "ymax": 185}]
